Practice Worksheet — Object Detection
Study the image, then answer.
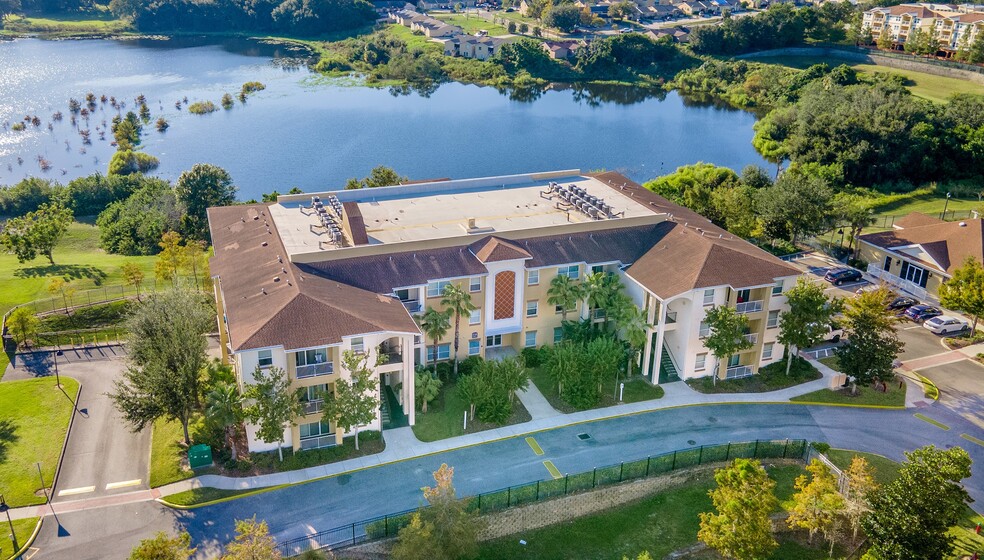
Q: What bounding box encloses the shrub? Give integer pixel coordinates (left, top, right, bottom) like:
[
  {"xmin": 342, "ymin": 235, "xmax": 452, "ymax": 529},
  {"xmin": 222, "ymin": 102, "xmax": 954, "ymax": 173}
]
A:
[
  {"xmin": 520, "ymin": 346, "xmax": 549, "ymax": 368},
  {"xmin": 11, "ymin": 122, "xmax": 26, "ymax": 131},
  {"xmin": 187, "ymin": 101, "xmax": 218, "ymax": 115},
  {"xmin": 811, "ymin": 441, "xmax": 831, "ymax": 454},
  {"xmin": 241, "ymin": 81, "xmax": 266, "ymax": 95},
  {"xmin": 458, "ymin": 355, "xmax": 484, "ymax": 377},
  {"xmin": 221, "ymin": 93, "xmax": 235, "ymax": 109},
  {"xmin": 108, "ymin": 150, "xmax": 160, "ymax": 175},
  {"xmin": 435, "ymin": 361, "xmax": 452, "ymax": 381}
]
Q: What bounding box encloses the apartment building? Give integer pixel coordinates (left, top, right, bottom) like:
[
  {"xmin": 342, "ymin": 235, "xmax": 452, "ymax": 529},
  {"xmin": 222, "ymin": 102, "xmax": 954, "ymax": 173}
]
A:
[
  {"xmin": 208, "ymin": 170, "xmax": 800, "ymax": 453},
  {"xmin": 863, "ymin": 3, "xmax": 984, "ymax": 52}
]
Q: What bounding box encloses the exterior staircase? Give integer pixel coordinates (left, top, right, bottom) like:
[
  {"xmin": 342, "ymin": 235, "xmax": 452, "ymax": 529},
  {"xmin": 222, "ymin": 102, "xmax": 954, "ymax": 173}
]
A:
[
  {"xmin": 658, "ymin": 348, "xmax": 681, "ymax": 384},
  {"xmin": 380, "ymin": 392, "xmax": 392, "ymax": 427}
]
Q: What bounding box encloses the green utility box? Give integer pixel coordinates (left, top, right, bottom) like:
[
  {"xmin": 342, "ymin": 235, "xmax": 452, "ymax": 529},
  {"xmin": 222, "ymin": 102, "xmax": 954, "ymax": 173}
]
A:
[{"xmin": 188, "ymin": 444, "xmax": 213, "ymax": 469}]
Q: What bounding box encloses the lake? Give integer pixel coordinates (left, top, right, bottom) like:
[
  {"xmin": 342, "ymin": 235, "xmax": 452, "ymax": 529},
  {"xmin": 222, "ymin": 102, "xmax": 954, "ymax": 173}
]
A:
[{"xmin": 0, "ymin": 36, "xmax": 769, "ymax": 201}]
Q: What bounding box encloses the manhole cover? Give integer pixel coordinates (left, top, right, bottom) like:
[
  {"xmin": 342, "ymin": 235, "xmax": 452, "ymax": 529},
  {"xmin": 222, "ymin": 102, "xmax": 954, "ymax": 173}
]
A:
[
  {"xmin": 577, "ymin": 433, "xmax": 591, "ymax": 440},
  {"xmin": 687, "ymin": 440, "xmax": 697, "ymax": 446}
]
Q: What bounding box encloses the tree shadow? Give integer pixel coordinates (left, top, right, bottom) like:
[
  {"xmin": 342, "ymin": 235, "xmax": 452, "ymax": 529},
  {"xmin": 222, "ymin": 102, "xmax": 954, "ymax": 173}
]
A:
[
  {"xmin": 0, "ymin": 419, "xmax": 19, "ymax": 464},
  {"xmin": 13, "ymin": 264, "xmax": 108, "ymax": 284},
  {"xmin": 13, "ymin": 351, "xmax": 53, "ymax": 377}
]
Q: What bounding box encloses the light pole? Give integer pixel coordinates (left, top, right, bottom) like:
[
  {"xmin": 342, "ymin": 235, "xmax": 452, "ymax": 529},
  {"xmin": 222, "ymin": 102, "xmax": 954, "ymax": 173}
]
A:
[
  {"xmin": 0, "ymin": 494, "xmax": 18, "ymax": 557},
  {"xmin": 52, "ymin": 349, "xmax": 62, "ymax": 388},
  {"xmin": 940, "ymin": 192, "xmax": 952, "ymax": 220},
  {"xmin": 838, "ymin": 228, "xmax": 845, "ymax": 248}
]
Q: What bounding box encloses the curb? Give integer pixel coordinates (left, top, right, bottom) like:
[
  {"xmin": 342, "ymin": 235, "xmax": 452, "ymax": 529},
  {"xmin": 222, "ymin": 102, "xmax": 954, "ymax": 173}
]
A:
[
  {"xmin": 6, "ymin": 516, "xmax": 43, "ymax": 560},
  {"xmin": 50, "ymin": 379, "xmax": 83, "ymax": 497},
  {"xmin": 156, "ymin": 399, "xmax": 909, "ymax": 507}
]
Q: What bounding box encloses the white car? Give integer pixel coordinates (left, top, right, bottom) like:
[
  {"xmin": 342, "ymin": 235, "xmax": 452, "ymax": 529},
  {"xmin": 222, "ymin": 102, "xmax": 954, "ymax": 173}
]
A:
[{"xmin": 923, "ymin": 315, "xmax": 969, "ymax": 335}]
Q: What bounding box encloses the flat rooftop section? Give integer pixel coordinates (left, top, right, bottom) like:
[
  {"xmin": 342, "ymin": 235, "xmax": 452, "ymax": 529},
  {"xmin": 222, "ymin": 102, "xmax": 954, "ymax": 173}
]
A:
[{"xmin": 270, "ymin": 171, "xmax": 661, "ymax": 258}]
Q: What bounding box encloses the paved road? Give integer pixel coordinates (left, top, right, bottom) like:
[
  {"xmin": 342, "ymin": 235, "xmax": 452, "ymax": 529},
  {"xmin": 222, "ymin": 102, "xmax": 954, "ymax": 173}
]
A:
[{"xmin": 29, "ymin": 402, "xmax": 984, "ymax": 559}]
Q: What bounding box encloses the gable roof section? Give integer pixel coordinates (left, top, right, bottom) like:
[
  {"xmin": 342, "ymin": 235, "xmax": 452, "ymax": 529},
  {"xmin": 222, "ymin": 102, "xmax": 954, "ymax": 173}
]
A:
[
  {"xmin": 893, "ymin": 211, "xmax": 943, "ymax": 229},
  {"xmin": 469, "ymin": 236, "xmax": 532, "ymax": 263},
  {"xmin": 860, "ymin": 218, "xmax": 984, "ymax": 275},
  {"xmin": 208, "ymin": 204, "xmax": 418, "ymax": 352}
]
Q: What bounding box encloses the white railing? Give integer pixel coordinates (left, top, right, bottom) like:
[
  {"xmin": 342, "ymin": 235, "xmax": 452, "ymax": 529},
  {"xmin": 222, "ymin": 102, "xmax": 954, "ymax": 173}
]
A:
[
  {"xmin": 725, "ymin": 365, "xmax": 754, "ymax": 379},
  {"xmin": 736, "ymin": 300, "xmax": 763, "ymax": 314},
  {"xmin": 296, "ymin": 362, "xmax": 334, "ymax": 379},
  {"xmin": 299, "ymin": 435, "xmax": 335, "ymax": 450},
  {"xmin": 402, "ymin": 300, "xmax": 422, "ymax": 313},
  {"xmin": 303, "ymin": 400, "xmax": 324, "ymax": 415},
  {"xmin": 743, "ymin": 333, "xmax": 758, "ymax": 344},
  {"xmin": 866, "ymin": 264, "xmax": 933, "ymax": 302}
]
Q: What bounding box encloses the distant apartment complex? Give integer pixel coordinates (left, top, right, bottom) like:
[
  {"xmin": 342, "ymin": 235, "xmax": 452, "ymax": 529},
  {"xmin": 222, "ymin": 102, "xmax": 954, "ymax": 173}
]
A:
[
  {"xmin": 208, "ymin": 170, "xmax": 799, "ymax": 454},
  {"xmin": 863, "ymin": 3, "xmax": 984, "ymax": 53},
  {"xmin": 388, "ymin": 9, "xmax": 513, "ymax": 60}
]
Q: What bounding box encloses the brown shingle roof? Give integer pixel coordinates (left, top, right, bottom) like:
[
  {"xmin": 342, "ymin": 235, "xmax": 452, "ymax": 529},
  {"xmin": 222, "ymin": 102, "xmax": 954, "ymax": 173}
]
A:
[
  {"xmin": 468, "ymin": 236, "xmax": 532, "ymax": 263},
  {"xmin": 893, "ymin": 211, "xmax": 944, "ymax": 229},
  {"xmin": 859, "ymin": 218, "xmax": 984, "ymax": 275},
  {"xmin": 208, "ymin": 204, "xmax": 418, "ymax": 352}
]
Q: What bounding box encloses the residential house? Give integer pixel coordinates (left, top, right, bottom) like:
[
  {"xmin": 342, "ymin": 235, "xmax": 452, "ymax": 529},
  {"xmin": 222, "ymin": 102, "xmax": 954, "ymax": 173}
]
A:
[
  {"xmin": 542, "ymin": 40, "xmax": 582, "ymax": 59},
  {"xmin": 862, "ymin": 3, "xmax": 984, "ymax": 53},
  {"xmin": 209, "ymin": 170, "xmax": 801, "ymax": 455}
]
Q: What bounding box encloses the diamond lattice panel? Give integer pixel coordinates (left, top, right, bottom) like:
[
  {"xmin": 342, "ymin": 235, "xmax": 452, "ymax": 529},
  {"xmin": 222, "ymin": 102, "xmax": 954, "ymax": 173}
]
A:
[{"xmin": 494, "ymin": 271, "xmax": 516, "ymax": 320}]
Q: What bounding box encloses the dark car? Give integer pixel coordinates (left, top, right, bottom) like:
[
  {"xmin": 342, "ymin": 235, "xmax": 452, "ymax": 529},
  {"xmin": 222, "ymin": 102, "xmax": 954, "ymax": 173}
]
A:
[
  {"xmin": 887, "ymin": 296, "xmax": 918, "ymax": 311},
  {"xmin": 824, "ymin": 268, "xmax": 863, "ymax": 286},
  {"xmin": 904, "ymin": 304, "xmax": 943, "ymax": 323}
]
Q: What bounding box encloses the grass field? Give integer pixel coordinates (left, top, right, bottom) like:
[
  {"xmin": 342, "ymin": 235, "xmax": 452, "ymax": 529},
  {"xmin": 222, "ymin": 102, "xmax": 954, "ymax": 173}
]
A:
[
  {"xmin": 432, "ymin": 13, "xmax": 510, "ymax": 36},
  {"xmin": 751, "ymin": 54, "xmax": 984, "ymax": 103},
  {"xmin": 412, "ymin": 380, "xmax": 532, "ymax": 442},
  {"xmin": 791, "ymin": 384, "xmax": 906, "ymax": 407},
  {"xmin": 0, "ymin": 377, "xmax": 80, "ymax": 507},
  {"xmin": 149, "ymin": 418, "xmax": 195, "ymax": 488},
  {"xmin": 0, "ymin": 517, "xmax": 40, "ymax": 560},
  {"xmin": 1, "ymin": 13, "xmax": 132, "ymax": 35}
]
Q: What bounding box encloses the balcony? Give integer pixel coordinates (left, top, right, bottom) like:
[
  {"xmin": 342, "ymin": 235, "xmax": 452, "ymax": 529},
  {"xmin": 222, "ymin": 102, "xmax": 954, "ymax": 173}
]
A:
[
  {"xmin": 302, "ymin": 399, "xmax": 324, "ymax": 415},
  {"xmin": 725, "ymin": 365, "xmax": 754, "ymax": 379},
  {"xmin": 735, "ymin": 300, "xmax": 763, "ymax": 314},
  {"xmin": 402, "ymin": 300, "xmax": 422, "ymax": 314},
  {"xmin": 381, "ymin": 350, "xmax": 404, "ymax": 364},
  {"xmin": 299, "ymin": 435, "xmax": 335, "ymax": 450},
  {"xmin": 296, "ymin": 362, "xmax": 333, "ymax": 379},
  {"xmin": 592, "ymin": 308, "xmax": 607, "ymax": 321},
  {"xmin": 743, "ymin": 333, "xmax": 758, "ymax": 344}
]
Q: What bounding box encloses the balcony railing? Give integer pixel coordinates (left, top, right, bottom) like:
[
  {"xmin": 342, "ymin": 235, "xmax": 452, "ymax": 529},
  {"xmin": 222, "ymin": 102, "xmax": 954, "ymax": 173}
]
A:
[
  {"xmin": 299, "ymin": 435, "xmax": 335, "ymax": 450},
  {"xmin": 296, "ymin": 362, "xmax": 334, "ymax": 379},
  {"xmin": 735, "ymin": 300, "xmax": 763, "ymax": 314},
  {"xmin": 302, "ymin": 399, "xmax": 324, "ymax": 415},
  {"xmin": 743, "ymin": 333, "xmax": 758, "ymax": 344},
  {"xmin": 381, "ymin": 350, "xmax": 403, "ymax": 364},
  {"xmin": 402, "ymin": 300, "xmax": 422, "ymax": 313},
  {"xmin": 725, "ymin": 365, "xmax": 754, "ymax": 379}
]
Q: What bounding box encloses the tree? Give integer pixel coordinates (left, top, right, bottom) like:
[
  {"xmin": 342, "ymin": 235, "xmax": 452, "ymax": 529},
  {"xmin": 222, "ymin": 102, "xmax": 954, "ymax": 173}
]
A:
[
  {"xmin": 173, "ymin": 163, "xmax": 236, "ymax": 242},
  {"xmin": 415, "ymin": 369, "xmax": 443, "ymax": 414},
  {"xmin": 904, "ymin": 27, "xmax": 931, "ymax": 55},
  {"xmin": 47, "ymin": 277, "xmax": 77, "ymax": 315},
  {"xmin": 836, "ymin": 288, "xmax": 903, "ymax": 392},
  {"xmin": 155, "ymin": 231, "xmax": 187, "ymax": 287},
  {"xmin": 954, "ymin": 28, "xmax": 972, "ymax": 62},
  {"xmin": 121, "ymin": 262, "xmax": 146, "ymax": 299},
  {"xmin": 507, "ymin": 20, "xmax": 516, "ymax": 33},
  {"xmin": 222, "ymin": 516, "xmax": 281, "ymax": 560},
  {"xmin": 939, "ymin": 257, "xmax": 984, "ymax": 334},
  {"xmin": 833, "ymin": 193, "xmax": 875, "ymax": 261},
  {"xmin": 969, "ymin": 31, "xmax": 984, "ymax": 64},
  {"xmin": 584, "ymin": 271, "xmax": 625, "ymax": 329},
  {"xmin": 346, "ymin": 166, "xmax": 408, "ymax": 189},
  {"xmin": 6, "ymin": 306, "xmax": 39, "ymax": 346},
  {"xmin": 616, "ymin": 305, "xmax": 647, "ymax": 377},
  {"xmin": 182, "ymin": 239, "xmax": 209, "ymax": 291},
  {"xmin": 698, "ymin": 458, "xmax": 779, "ymax": 560},
  {"xmin": 110, "ymin": 290, "xmax": 212, "ymax": 445},
  {"xmin": 843, "ymin": 455, "xmax": 878, "ymax": 540},
  {"xmin": 0, "ymin": 202, "xmax": 73, "ymax": 264},
  {"xmin": 862, "ymin": 445, "xmax": 972, "ymax": 560},
  {"xmin": 108, "ymin": 150, "xmax": 160, "ymax": 176},
  {"xmin": 644, "ymin": 163, "xmax": 740, "ymax": 221},
  {"xmin": 419, "ymin": 307, "xmax": 451, "ymax": 376},
  {"xmin": 778, "ymin": 278, "xmax": 840, "ymax": 375},
  {"xmin": 546, "ymin": 342, "xmax": 582, "ymax": 398},
  {"xmin": 787, "ymin": 459, "xmax": 845, "ymax": 553},
  {"xmin": 96, "ymin": 178, "xmax": 182, "ymax": 256},
  {"xmin": 129, "ymin": 531, "xmax": 195, "ymax": 560},
  {"xmin": 547, "ymin": 273, "xmax": 583, "ymax": 321},
  {"xmin": 323, "ymin": 350, "xmax": 380, "ymax": 450},
  {"xmin": 0, "ymin": 0, "xmax": 21, "ymax": 17},
  {"xmin": 756, "ymin": 172, "xmax": 833, "ymax": 244},
  {"xmin": 207, "ymin": 382, "xmax": 244, "ymax": 461},
  {"xmin": 876, "ymin": 26, "xmax": 893, "ymax": 50},
  {"xmin": 455, "ymin": 370, "xmax": 488, "ymax": 422},
  {"xmin": 702, "ymin": 305, "xmax": 753, "ymax": 383},
  {"xmin": 441, "ymin": 284, "xmax": 477, "ymax": 379},
  {"xmin": 543, "ymin": 4, "xmax": 581, "ymax": 33},
  {"xmin": 607, "ymin": 0, "xmax": 633, "ymax": 20},
  {"xmin": 393, "ymin": 464, "xmax": 483, "ymax": 560},
  {"xmin": 245, "ymin": 365, "xmax": 302, "ymax": 461}
]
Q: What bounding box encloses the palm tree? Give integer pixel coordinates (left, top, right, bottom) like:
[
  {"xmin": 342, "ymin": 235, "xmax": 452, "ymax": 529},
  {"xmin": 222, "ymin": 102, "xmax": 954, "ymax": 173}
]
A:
[
  {"xmin": 206, "ymin": 382, "xmax": 244, "ymax": 461},
  {"xmin": 615, "ymin": 304, "xmax": 648, "ymax": 377},
  {"xmin": 585, "ymin": 272, "xmax": 624, "ymax": 329},
  {"xmin": 419, "ymin": 307, "xmax": 452, "ymax": 377},
  {"xmin": 547, "ymin": 274, "xmax": 583, "ymax": 322},
  {"xmin": 440, "ymin": 284, "xmax": 477, "ymax": 379}
]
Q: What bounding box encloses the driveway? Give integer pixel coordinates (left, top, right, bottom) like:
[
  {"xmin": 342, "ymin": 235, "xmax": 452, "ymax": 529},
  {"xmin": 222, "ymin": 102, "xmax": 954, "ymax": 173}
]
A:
[
  {"xmin": 897, "ymin": 322, "xmax": 951, "ymax": 361},
  {"xmin": 916, "ymin": 359, "xmax": 984, "ymax": 429},
  {"xmin": 4, "ymin": 345, "xmax": 152, "ymax": 502}
]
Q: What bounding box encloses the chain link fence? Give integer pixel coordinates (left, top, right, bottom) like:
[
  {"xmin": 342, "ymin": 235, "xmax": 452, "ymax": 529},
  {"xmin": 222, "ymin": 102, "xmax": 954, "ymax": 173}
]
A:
[{"xmin": 276, "ymin": 439, "xmax": 809, "ymax": 557}]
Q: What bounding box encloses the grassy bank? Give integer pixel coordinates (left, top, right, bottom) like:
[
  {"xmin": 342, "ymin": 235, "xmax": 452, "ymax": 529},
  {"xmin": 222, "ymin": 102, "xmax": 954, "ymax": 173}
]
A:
[
  {"xmin": 0, "ymin": 377, "xmax": 80, "ymax": 507},
  {"xmin": 1, "ymin": 13, "xmax": 132, "ymax": 36},
  {"xmin": 0, "ymin": 517, "xmax": 40, "ymax": 560},
  {"xmin": 412, "ymin": 380, "xmax": 533, "ymax": 442}
]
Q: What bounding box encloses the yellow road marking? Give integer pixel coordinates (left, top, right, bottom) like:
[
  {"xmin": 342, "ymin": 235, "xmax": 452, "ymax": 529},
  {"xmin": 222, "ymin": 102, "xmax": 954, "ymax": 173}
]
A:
[
  {"xmin": 914, "ymin": 413, "xmax": 950, "ymax": 430},
  {"xmin": 543, "ymin": 460, "xmax": 562, "ymax": 479},
  {"xmin": 105, "ymin": 479, "xmax": 142, "ymax": 490},
  {"xmin": 961, "ymin": 433, "xmax": 984, "ymax": 447},
  {"xmin": 57, "ymin": 485, "xmax": 95, "ymax": 496},
  {"xmin": 525, "ymin": 437, "xmax": 544, "ymax": 456}
]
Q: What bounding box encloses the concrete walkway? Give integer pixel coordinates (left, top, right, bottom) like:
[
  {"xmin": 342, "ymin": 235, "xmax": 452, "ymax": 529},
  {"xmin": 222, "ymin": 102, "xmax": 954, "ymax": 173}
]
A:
[{"xmin": 515, "ymin": 383, "xmax": 561, "ymax": 420}]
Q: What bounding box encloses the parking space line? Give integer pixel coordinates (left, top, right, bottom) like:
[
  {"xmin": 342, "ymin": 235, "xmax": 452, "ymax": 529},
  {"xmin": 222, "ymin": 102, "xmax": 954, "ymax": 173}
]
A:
[
  {"xmin": 57, "ymin": 485, "xmax": 95, "ymax": 497},
  {"xmin": 525, "ymin": 437, "xmax": 544, "ymax": 456},
  {"xmin": 105, "ymin": 479, "xmax": 142, "ymax": 490},
  {"xmin": 961, "ymin": 434, "xmax": 984, "ymax": 447},
  {"xmin": 914, "ymin": 413, "xmax": 950, "ymax": 431},
  {"xmin": 543, "ymin": 460, "xmax": 562, "ymax": 479}
]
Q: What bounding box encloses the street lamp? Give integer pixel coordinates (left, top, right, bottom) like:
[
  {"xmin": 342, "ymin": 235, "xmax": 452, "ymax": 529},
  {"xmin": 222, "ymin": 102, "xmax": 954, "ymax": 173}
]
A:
[
  {"xmin": 52, "ymin": 349, "xmax": 62, "ymax": 388},
  {"xmin": 0, "ymin": 494, "xmax": 18, "ymax": 556},
  {"xmin": 837, "ymin": 228, "xmax": 845, "ymax": 248},
  {"xmin": 940, "ymin": 192, "xmax": 952, "ymax": 220}
]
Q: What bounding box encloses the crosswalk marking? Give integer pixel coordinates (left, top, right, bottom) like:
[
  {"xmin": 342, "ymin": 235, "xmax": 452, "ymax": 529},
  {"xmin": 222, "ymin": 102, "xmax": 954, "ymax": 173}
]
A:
[
  {"xmin": 57, "ymin": 485, "xmax": 95, "ymax": 497},
  {"xmin": 105, "ymin": 479, "xmax": 142, "ymax": 490}
]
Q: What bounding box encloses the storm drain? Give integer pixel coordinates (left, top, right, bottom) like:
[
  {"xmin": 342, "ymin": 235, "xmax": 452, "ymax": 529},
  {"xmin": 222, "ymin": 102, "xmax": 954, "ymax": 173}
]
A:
[{"xmin": 577, "ymin": 433, "xmax": 591, "ymax": 441}]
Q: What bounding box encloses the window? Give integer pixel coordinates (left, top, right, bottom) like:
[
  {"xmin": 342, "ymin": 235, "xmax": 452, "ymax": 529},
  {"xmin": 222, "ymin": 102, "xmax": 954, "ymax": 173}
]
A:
[
  {"xmin": 591, "ymin": 265, "xmax": 603, "ymax": 274},
  {"xmin": 524, "ymin": 330, "xmax": 537, "ymax": 348},
  {"xmin": 736, "ymin": 289, "xmax": 751, "ymax": 304},
  {"xmin": 762, "ymin": 342, "xmax": 774, "ymax": 360},
  {"xmin": 526, "ymin": 300, "xmax": 538, "ymax": 317},
  {"xmin": 468, "ymin": 339, "xmax": 480, "ymax": 355},
  {"xmin": 555, "ymin": 303, "xmax": 576, "ymax": 315},
  {"xmin": 295, "ymin": 348, "xmax": 327, "ymax": 367},
  {"xmin": 395, "ymin": 288, "xmax": 412, "ymax": 301},
  {"xmin": 528, "ymin": 269, "xmax": 539, "ymax": 285},
  {"xmin": 695, "ymin": 353, "xmax": 707, "ymax": 371},
  {"xmin": 427, "ymin": 344, "xmax": 451, "ymax": 361},
  {"xmin": 771, "ymin": 281, "xmax": 783, "ymax": 296},
  {"xmin": 486, "ymin": 334, "xmax": 502, "ymax": 347},
  {"xmin": 426, "ymin": 280, "xmax": 450, "ymax": 298},
  {"xmin": 728, "ymin": 354, "xmax": 740, "ymax": 368},
  {"xmin": 351, "ymin": 337, "xmax": 364, "ymax": 353},
  {"xmin": 703, "ymin": 288, "xmax": 714, "ymax": 306},
  {"xmin": 299, "ymin": 420, "xmax": 331, "ymax": 439},
  {"xmin": 553, "ymin": 327, "xmax": 563, "ymax": 343},
  {"xmin": 767, "ymin": 310, "xmax": 780, "ymax": 329},
  {"xmin": 469, "ymin": 277, "xmax": 482, "ymax": 292},
  {"xmin": 469, "ymin": 309, "xmax": 481, "ymax": 325},
  {"xmin": 302, "ymin": 384, "xmax": 327, "ymax": 402},
  {"xmin": 699, "ymin": 321, "xmax": 710, "ymax": 338},
  {"xmin": 557, "ymin": 265, "xmax": 579, "ymax": 280},
  {"xmin": 258, "ymin": 349, "xmax": 273, "ymax": 368}
]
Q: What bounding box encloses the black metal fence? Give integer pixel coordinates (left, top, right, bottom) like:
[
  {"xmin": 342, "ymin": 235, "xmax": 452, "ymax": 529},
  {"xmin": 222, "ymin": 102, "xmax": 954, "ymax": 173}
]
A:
[{"xmin": 277, "ymin": 438, "xmax": 809, "ymax": 557}]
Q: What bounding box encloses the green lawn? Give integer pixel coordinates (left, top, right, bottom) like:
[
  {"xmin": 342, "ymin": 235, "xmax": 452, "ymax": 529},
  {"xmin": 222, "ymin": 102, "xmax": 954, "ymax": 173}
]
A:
[
  {"xmin": 161, "ymin": 486, "xmax": 265, "ymax": 507},
  {"xmin": 750, "ymin": 54, "xmax": 984, "ymax": 103},
  {"xmin": 432, "ymin": 13, "xmax": 510, "ymax": 36},
  {"xmin": 824, "ymin": 449, "xmax": 900, "ymax": 487},
  {"xmin": 1, "ymin": 13, "xmax": 132, "ymax": 35},
  {"xmin": 0, "ymin": 377, "xmax": 80, "ymax": 506},
  {"xmin": 686, "ymin": 357, "xmax": 821, "ymax": 395},
  {"xmin": 529, "ymin": 367, "xmax": 663, "ymax": 414},
  {"xmin": 0, "ymin": 517, "xmax": 40, "ymax": 560},
  {"xmin": 149, "ymin": 418, "xmax": 195, "ymax": 488},
  {"xmin": 412, "ymin": 380, "xmax": 532, "ymax": 442},
  {"xmin": 790, "ymin": 384, "xmax": 906, "ymax": 407}
]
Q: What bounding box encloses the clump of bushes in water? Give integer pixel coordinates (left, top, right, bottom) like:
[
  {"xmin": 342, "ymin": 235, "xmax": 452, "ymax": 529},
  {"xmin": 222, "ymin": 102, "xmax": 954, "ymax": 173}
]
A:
[
  {"xmin": 221, "ymin": 93, "xmax": 234, "ymax": 109},
  {"xmin": 108, "ymin": 150, "xmax": 160, "ymax": 175},
  {"xmin": 11, "ymin": 122, "xmax": 26, "ymax": 132},
  {"xmin": 241, "ymin": 81, "xmax": 266, "ymax": 96},
  {"xmin": 156, "ymin": 117, "xmax": 169, "ymax": 132},
  {"xmin": 187, "ymin": 101, "xmax": 218, "ymax": 115}
]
